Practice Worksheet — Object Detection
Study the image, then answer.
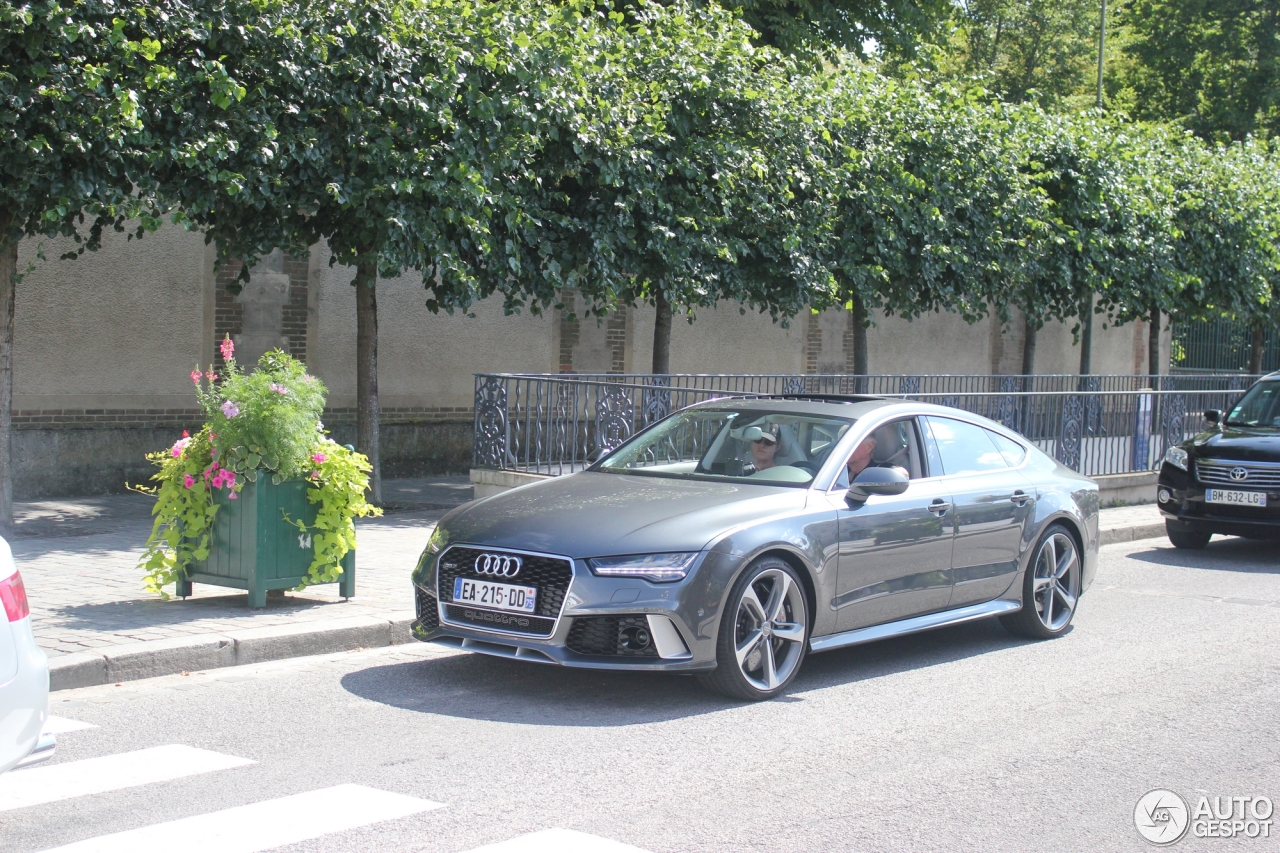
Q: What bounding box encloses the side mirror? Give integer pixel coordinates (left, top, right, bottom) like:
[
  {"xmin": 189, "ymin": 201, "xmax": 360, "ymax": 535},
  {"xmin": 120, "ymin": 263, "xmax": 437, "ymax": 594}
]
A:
[
  {"xmin": 846, "ymin": 467, "xmax": 909, "ymax": 505},
  {"xmin": 1203, "ymin": 409, "xmax": 1221, "ymax": 425}
]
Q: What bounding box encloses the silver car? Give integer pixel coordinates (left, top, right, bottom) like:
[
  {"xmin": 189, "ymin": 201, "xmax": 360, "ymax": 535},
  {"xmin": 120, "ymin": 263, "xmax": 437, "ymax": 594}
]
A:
[{"xmin": 412, "ymin": 397, "xmax": 1100, "ymax": 700}]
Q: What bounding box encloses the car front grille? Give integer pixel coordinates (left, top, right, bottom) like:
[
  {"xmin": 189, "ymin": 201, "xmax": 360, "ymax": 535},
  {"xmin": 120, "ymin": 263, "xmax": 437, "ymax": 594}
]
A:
[
  {"xmin": 566, "ymin": 616, "xmax": 659, "ymax": 657},
  {"xmin": 414, "ymin": 586, "xmax": 440, "ymax": 632},
  {"xmin": 1195, "ymin": 459, "xmax": 1280, "ymax": 489},
  {"xmin": 444, "ymin": 604, "xmax": 557, "ymax": 636},
  {"xmin": 437, "ymin": 546, "xmax": 573, "ymax": 620}
]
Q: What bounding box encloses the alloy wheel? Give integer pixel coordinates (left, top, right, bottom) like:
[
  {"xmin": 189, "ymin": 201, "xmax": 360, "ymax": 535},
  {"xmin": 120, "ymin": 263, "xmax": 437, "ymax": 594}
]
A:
[
  {"xmin": 733, "ymin": 567, "xmax": 807, "ymax": 691},
  {"xmin": 1031, "ymin": 531, "xmax": 1080, "ymax": 632}
]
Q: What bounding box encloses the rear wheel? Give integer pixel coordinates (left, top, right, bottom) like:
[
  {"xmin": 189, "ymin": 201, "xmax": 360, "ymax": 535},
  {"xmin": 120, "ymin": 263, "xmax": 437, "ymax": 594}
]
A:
[
  {"xmin": 1001, "ymin": 524, "xmax": 1082, "ymax": 640},
  {"xmin": 699, "ymin": 557, "xmax": 809, "ymax": 701},
  {"xmin": 1165, "ymin": 519, "xmax": 1212, "ymax": 549}
]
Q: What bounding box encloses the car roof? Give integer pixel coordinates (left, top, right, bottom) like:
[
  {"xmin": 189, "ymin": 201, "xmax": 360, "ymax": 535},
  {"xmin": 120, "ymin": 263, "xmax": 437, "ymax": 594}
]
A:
[{"xmin": 683, "ymin": 394, "xmax": 1027, "ymax": 439}]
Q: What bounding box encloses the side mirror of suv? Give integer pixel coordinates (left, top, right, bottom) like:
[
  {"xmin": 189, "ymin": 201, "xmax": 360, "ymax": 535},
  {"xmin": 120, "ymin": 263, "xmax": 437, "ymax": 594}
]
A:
[
  {"xmin": 1203, "ymin": 409, "xmax": 1221, "ymax": 425},
  {"xmin": 846, "ymin": 467, "xmax": 910, "ymax": 505}
]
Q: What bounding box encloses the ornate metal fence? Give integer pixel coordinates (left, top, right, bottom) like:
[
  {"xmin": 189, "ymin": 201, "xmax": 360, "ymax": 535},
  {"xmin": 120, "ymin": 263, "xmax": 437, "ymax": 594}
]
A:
[{"xmin": 473, "ymin": 373, "xmax": 1259, "ymax": 478}]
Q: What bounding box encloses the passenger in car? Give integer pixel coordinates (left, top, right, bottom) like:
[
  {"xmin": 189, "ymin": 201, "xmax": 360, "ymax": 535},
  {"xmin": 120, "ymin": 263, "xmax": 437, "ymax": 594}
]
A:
[
  {"xmin": 844, "ymin": 426, "xmax": 911, "ymax": 482},
  {"xmin": 742, "ymin": 424, "xmax": 779, "ymax": 475}
]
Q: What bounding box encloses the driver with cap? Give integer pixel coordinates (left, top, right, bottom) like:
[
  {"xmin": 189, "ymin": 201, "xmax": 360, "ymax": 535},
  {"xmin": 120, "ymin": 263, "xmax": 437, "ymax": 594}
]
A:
[{"xmin": 742, "ymin": 423, "xmax": 779, "ymax": 475}]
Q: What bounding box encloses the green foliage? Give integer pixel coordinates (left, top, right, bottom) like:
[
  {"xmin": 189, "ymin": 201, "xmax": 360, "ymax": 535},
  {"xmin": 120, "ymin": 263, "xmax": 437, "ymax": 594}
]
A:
[
  {"xmin": 285, "ymin": 442, "xmax": 379, "ymax": 584},
  {"xmin": 133, "ymin": 427, "xmax": 217, "ymax": 598},
  {"xmin": 203, "ymin": 345, "xmax": 327, "ymax": 483},
  {"xmin": 1121, "ymin": 0, "xmax": 1280, "ymax": 142}
]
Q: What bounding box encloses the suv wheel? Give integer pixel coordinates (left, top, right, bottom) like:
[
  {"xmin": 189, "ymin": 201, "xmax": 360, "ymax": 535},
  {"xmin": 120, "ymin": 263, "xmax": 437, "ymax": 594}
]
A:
[
  {"xmin": 699, "ymin": 557, "xmax": 809, "ymax": 701},
  {"xmin": 1165, "ymin": 519, "xmax": 1211, "ymax": 549}
]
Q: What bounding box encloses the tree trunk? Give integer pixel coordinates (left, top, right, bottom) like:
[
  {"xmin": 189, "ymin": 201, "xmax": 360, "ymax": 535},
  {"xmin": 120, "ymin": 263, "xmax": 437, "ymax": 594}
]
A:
[
  {"xmin": 1148, "ymin": 307, "xmax": 1161, "ymax": 383},
  {"xmin": 1021, "ymin": 316, "xmax": 1037, "ymax": 378},
  {"xmin": 0, "ymin": 224, "xmax": 15, "ymax": 537},
  {"xmin": 1078, "ymin": 295, "xmax": 1093, "ymax": 376},
  {"xmin": 850, "ymin": 292, "xmax": 869, "ymax": 376},
  {"xmin": 354, "ymin": 260, "xmax": 381, "ymax": 505},
  {"xmin": 1249, "ymin": 322, "xmax": 1265, "ymax": 375},
  {"xmin": 651, "ymin": 286, "xmax": 671, "ymax": 375}
]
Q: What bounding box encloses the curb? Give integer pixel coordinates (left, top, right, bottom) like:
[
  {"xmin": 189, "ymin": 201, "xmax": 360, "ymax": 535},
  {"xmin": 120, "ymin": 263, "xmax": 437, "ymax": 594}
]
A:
[
  {"xmin": 1099, "ymin": 522, "xmax": 1167, "ymax": 547},
  {"xmin": 49, "ymin": 612, "xmax": 416, "ymax": 691}
]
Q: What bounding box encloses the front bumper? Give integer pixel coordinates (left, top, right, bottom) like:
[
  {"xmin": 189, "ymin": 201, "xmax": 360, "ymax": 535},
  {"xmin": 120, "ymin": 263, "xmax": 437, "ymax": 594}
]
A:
[
  {"xmin": 1157, "ymin": 463, "xmax": 1280, "ymax": 540},
  {"xmin": 411, "ymin": 544, "xmax": 748, "ymax": 672}
]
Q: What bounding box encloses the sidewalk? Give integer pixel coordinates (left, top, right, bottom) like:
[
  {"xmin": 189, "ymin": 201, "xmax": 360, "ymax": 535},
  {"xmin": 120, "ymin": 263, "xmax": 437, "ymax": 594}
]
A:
[
  {"xmin": 15, "ymin": 477, "xmax": 472, "ymax": 690},
  {"xmin": 13, "ymin": 480, "xmax": 1167, "ymax": 691}
]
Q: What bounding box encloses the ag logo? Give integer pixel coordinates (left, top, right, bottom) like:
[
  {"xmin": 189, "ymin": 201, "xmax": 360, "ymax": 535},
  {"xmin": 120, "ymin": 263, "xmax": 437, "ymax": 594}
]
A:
[{"xmin": 1135, "ymin": 789, "xmax": 1190, "ymax": 845}]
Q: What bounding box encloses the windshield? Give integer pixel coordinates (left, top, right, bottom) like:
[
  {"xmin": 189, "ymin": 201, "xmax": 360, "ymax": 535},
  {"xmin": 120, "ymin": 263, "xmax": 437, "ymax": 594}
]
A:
[
  {"xmin": 1225, "ymin": 380, "xmax": 1280, "ymax": 428},
  {"xmin": 593, "ymin": 408, "xmax": 855, "ymax": 487}
]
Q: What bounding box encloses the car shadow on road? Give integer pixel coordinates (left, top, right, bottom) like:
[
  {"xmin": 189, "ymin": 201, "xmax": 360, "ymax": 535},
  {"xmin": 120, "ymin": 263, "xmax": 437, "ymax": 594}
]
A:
[
  {"xmin": 1126, "ymin": 536, "xmax": 1280, "ymax": 574},
  {"xmin": 340, "ymin": 617, "xmax": 1028, "ymax": 726}
]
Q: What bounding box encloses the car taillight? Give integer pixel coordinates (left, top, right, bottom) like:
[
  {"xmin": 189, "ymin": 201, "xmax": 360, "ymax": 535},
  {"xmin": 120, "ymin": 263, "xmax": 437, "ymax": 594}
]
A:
[{"xmin": 0, "ymin": 570, "xmax": 29, "ymax": 622}]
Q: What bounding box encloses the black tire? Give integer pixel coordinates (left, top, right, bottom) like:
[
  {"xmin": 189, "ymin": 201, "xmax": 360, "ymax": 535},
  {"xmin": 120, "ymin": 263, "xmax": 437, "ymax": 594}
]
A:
[
  {"xmin": 698, "ymin": 557, "xmax": 809, "ymax": 701},
  {"xmin": 1001, "ymin": 523, "xmax": 1083, "ymax": 640},
  {"xmin": 1165, "ymin": 519, "xmax": 1212, "ymax": 549}
]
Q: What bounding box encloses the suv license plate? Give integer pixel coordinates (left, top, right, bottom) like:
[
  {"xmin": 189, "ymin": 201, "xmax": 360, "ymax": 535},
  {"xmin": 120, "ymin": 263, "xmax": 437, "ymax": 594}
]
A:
[
  {"xmin": 452, "ymin": 577, "xmax": 538, "ymax": 613},
  {"xmin": 1206, "ymin": 489, "xmax": 1267, "ymax": 507}
]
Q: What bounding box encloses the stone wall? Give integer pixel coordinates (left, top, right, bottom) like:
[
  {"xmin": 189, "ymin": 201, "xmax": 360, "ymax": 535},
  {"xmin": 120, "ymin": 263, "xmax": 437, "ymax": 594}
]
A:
[{"xmin": 13, "ymin": 224, "xmax": 1167, "ymax": 497}]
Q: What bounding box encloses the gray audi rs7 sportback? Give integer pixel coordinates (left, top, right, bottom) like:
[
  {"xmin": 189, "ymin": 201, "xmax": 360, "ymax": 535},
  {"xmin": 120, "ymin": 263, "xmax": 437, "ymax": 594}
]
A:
[{"xmin": 411, "ymin": 396, "xmax": 1100, "ymax": 700}]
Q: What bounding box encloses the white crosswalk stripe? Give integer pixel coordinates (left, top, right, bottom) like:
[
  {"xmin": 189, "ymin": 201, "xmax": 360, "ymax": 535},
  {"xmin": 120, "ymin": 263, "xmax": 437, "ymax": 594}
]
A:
[
  {"xmin": 0, "ymin": 745, "xmax": 254, "ymax": 812},
  {"xmin": 456, "ymin": 828, "xmax": 655, "ymax": 853},
  {"xmin": 41, "ymin": 716, "xmax": 97, "ymax": 735},
  {"xmin": 37, "ymin": 783, "xmax": 444, "ymax": 853}
]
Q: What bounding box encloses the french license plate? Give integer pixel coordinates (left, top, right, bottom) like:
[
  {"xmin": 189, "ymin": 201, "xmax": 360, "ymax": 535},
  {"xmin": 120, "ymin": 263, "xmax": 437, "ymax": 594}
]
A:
[
  {"xmin": 1205, "ymin": 489, "xmax": 1268, "ymax": 507},
  {"xmin": 452, "ymin": 577, "xmax": 538, "ymax": 613}
]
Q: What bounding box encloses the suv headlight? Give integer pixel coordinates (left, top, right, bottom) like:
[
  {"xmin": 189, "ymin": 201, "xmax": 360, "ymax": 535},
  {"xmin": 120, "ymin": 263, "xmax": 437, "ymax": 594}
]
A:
[
  {"xmin": 588, "ymin": 552, "xmax": 699, "ymax": 583},
  {"xmin": 1163, "ymin": 446, "xmax": 1189, "ymax": 471}
]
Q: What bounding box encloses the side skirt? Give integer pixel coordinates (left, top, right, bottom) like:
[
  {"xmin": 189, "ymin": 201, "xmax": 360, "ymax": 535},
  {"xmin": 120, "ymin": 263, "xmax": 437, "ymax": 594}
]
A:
[{"xmin": 809, "ymin": 599, "xmax": 1021, "ymax": 654}]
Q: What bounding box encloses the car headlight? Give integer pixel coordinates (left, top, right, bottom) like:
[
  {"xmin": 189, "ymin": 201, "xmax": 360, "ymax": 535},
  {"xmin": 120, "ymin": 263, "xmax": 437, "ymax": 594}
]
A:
[
  {"xmin": 1163, "ymin": 446, "xmax": 1189, "ymax": 471},
  {"xmin": 588, "ymin": 552, "xmax": 699, "ymax": 583}
]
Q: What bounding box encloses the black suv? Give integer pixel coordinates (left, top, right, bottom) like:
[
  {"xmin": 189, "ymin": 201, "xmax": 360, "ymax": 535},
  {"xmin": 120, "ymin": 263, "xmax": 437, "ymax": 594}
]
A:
[{"xmin": 1158, "ymin": 371, "xmax": 1280, "ymax": 548}]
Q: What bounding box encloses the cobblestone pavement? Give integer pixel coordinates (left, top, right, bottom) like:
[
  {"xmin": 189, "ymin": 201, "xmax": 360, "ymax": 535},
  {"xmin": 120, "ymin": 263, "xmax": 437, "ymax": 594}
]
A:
[
  {"xmin": 11, "ymin": 477, "xmax": 1164, "ymax": 666},
  {"xmin": 14, "ymin": 477, "xmax": 469, "ymax": 660}
]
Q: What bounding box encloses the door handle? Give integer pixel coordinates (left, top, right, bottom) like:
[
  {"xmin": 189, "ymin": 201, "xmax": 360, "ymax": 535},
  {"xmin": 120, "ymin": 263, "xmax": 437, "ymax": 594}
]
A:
[
  {"xmin": 928, "ymin": 499, "xmax": 951, "ymax": 517},
  {"xmin": 1011, "ymin": 490, "xmax": 1031, "ymax": 506}
]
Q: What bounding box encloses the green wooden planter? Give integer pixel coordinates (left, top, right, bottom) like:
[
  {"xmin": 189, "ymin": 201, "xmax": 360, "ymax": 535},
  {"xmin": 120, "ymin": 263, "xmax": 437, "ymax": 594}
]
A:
[{"xmin": 178, "ymin": 478, "xmax": 355, "ymax": 608}]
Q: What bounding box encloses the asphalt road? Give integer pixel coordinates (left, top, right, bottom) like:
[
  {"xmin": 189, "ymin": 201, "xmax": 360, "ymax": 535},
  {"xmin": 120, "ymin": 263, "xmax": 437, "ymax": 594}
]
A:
[{"xmin": 3, "ymin": 535, "xmax": 1278, "ymax": 853}]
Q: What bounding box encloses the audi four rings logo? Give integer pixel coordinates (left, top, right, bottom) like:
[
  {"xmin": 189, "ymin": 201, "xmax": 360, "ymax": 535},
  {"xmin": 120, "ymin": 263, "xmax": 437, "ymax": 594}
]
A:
[
  {"xmin": 1231, "ymin": 467, "xmax": 1250, "ymax": 481},
  {"xmin": 474, "ymin": 553, "xmax": 522, "ymax": 577}
]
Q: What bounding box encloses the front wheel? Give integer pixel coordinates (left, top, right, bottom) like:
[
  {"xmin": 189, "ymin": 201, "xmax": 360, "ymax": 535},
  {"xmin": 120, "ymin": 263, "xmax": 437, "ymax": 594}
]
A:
[
  {"xmin": 1001, "ymin": 524, "xmax": 1082, "ymax": 640},
  {"xmin": 698, "ymin": 557, "xmax": 809, "ymax": 701},
  {"xmin": 1166, "ymin": 519, "xmax": 1212, "ymax": 549}
]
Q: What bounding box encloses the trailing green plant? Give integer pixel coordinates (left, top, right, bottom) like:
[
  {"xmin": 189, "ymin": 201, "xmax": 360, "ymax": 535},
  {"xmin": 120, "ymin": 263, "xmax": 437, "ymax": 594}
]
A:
[{"xmin": 133, "ymin": 336, "xmax": 380, "ymax": 595}]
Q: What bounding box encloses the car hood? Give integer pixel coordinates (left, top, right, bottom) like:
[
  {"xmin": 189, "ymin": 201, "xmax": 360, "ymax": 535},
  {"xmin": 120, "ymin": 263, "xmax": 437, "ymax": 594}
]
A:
[
  {"xmin": 1192, "ymin": 427, "xmax": 1280, "ymax": 462},
  {"xmin": 439, "ymin": 471, "xmax": 809, "ymax": 558}
]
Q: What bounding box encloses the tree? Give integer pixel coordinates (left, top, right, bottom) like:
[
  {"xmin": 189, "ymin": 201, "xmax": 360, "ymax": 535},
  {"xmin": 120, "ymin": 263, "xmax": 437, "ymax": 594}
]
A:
[
  {"xmin": 731, "ymin": 0, "xmax": 954, "ymax": 58},
  {"xmin": 936, "ymin": 0, "xmax": 1105, "ymax": 107},
  {"xmin": 1121, "ymin": 0, "xmax": 1280, "ymax": 142},
  {"xmin": 143, "ymin": 0, "xmax": 581, "ymax": 502},
  {"xmin": 815, "ymin": 71, "xmax": 1030, "ymax": 374},
  {"xmin": 512, "ymin": 2, "xmax": 833, "ymax": 373},
  {"xmin": 0, "ymin": 0, "xmax": 167, "ymax": 532}
]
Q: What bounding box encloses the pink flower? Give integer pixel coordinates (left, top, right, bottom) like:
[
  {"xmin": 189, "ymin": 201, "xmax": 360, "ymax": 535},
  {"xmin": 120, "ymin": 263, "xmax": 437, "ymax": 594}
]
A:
[
  {"xmin": 269, "ymin": 383, "xmax": 288, "ymax": 395},
  {"xmin": 182, "ymin": 474, "xmax": 195, "ymax": 489},
  {"xmin": 223, "ymin": 471, "xmax": 236, "ymax": 487},
  {"xmin": 228, "ymin": 490, "xmax": 238, "ymax": 500},
  {"xmin": 170, "ymin": 437, "xmax": 191, "ymax": 458},
  {"xmin": 220, "ymin": 400, "xmax": 240, "ymax": 418},
  {"xmin": 206, "ymin": 371, "xmax": 218, "ymax": 382},
  {"xmin": 310, "ymin": 470, "xmax": 321, "ymax": 479},
  {"xmin": 190, "ymin": 368, "xmax": 201, "ymax": 385},
  {"xmin": 311, "ymin": 452, "xmax": 327, "ymax": 464},
  {"xmin": 220, "ymin": 336, "xmax": 235, "ymax": 362}
]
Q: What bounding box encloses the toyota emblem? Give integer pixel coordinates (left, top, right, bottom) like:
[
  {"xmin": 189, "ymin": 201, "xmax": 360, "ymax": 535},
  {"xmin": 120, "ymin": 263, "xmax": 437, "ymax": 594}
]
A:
[
  {"xmin": 474, "ymin": 553, "xmax": 522, "ymax": 578},
  {"xmin": 1230, "ymin": 467, "xmax": 1249, "ymax": 482}
]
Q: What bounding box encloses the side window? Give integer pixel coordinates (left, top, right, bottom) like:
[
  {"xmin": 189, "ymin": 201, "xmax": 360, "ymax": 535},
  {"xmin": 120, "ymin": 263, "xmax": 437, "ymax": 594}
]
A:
[
  {"xmin": 925, "ymin": 417, "xmax": 1008, "ymax": 475},
  {"xmin": 986, "ymin": 430, "xmax": 1027, "ymax": 466},
  {"xmin": 920, "ymin": 417, "xmax": 944, "ymax": 478},
  {"xmin": 833, "ymin": 418, "xmax": 924, "ymax": 489}
]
